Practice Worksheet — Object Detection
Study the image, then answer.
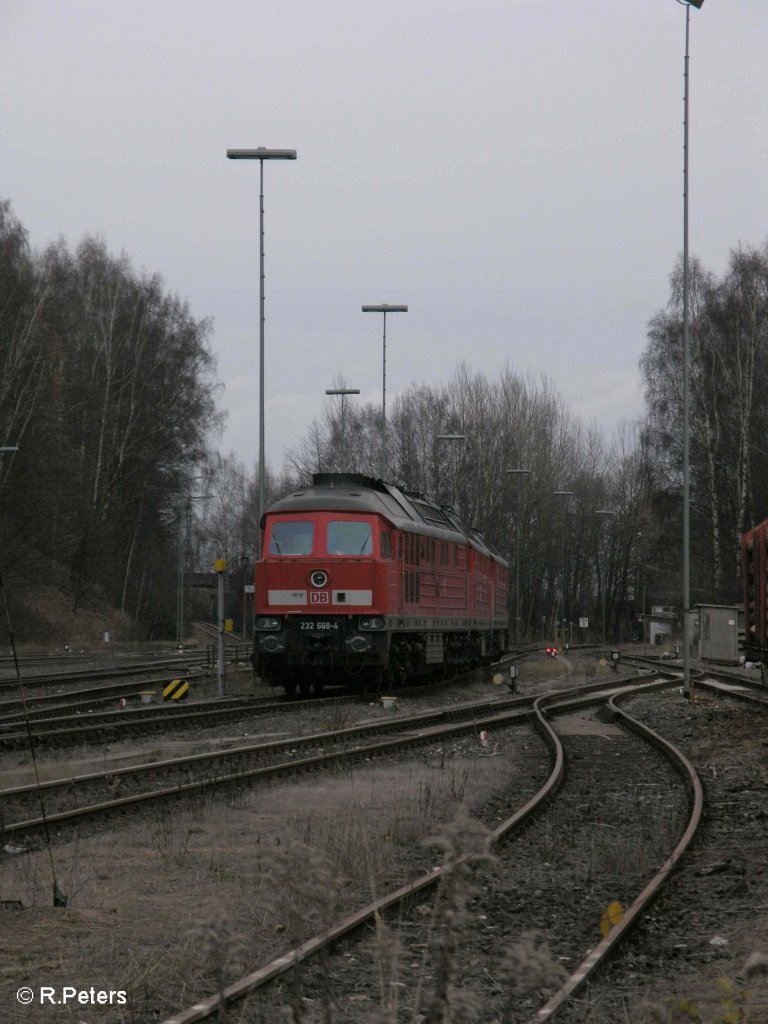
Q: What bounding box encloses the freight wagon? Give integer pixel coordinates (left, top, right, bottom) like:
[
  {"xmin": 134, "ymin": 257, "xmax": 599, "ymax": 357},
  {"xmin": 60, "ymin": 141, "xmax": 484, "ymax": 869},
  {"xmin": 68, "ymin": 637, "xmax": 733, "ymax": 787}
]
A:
[{"xmin": 741, "ymin": 517, "xmax": 768, "ymax": 663}]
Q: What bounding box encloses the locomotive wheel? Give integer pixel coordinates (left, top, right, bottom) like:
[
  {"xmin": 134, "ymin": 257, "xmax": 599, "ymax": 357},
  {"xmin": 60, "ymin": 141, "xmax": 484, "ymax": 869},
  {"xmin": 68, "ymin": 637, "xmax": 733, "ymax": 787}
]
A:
[
  {"xmin": 283, "ymin": 678, "xmax": 297, "ymax": 699},
  {"xmin": 364, "ymin": 668, "xmax": 385, "ymax": 694},
  {"xmin": 312, "ymin": 678, "xmax": 325, "ymax": 696},
  {"xmin": 298, "ymin": 676, "xmax": 312, "ymax": 697}
]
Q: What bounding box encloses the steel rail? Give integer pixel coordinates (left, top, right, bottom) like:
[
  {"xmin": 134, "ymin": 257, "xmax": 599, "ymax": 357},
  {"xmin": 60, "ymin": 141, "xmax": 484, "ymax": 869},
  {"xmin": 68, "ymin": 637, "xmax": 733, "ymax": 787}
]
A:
[
  {"xmin": 0, "ymin": 691, "xmax": 267, "ymax": 729},
  {"xmin": 2, "ymin": 698, "xmax": 542, "ymax": 837},
  {"xmin": 0, "ymin": 660, "xmax": 644, "ymax": 749},
  {"xmin": 695, "ymin": 676, "xmax": 768, "ymax": 706},
  {"xmin": 3, "ymin": 678, "xmax": 648, "ymax": 841},
  {"xmin": 0, "ymin": 655, "xmax": 207, "ymax": 690},
  {"xmin": 0, "ymin": 675, "xmax": 646, "ymax": 804},
  {"xmin": 0, "ymin": 655, "xmax": 509, "ymax": 733},
  {"xmin": 0, "ymin": 673, "xmax": 210, "ymax": 721},
  {"xmin": 160, "ymin": 682, "xmax": 685, "ymax": 1024},
  {"xmin": 527, "ymin": 683, "xmax": 706, "ymax": 1022},
  {"xmin": 161, "ymin": 678, "xmax": 699, "ymax": 1024},
  {"xmin": 0, "ymin": 694, "xmax": 305, "ymax": 749},
  {"xmin": 161, "ymin": 690, "xmax": 567, "ymax": 1024}
]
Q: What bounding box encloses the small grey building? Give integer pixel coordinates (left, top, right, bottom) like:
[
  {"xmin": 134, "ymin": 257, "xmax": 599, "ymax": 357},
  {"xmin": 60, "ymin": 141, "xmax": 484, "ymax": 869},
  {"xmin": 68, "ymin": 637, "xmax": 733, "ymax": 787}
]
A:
[
  {"xmin": 697, "ymin": 604, "xmax": 741, "ymax": 665},
  {"xmin": 644, "ymin": 606, "xmax": 677, "ymax": 646}
]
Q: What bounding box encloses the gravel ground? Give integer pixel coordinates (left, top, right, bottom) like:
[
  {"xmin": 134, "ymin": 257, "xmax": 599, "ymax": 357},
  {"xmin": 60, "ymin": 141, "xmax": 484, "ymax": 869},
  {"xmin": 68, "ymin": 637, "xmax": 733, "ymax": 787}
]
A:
[
  {"xmin": 557, "ymin": 683, "xmax": 768, "ymax": 1024},
  {"xmin": 5, "ymin": 655, "xmax": 765, "ymax": 1024},
  {"xmin": 0, "ymin": 670, "xmax": 540, "ymax": 1023}
]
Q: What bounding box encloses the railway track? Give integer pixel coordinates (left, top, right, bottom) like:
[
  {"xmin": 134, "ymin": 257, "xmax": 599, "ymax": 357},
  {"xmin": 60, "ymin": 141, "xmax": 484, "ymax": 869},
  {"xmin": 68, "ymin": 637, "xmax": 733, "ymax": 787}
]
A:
[
  {"xmin": 0, "ymin": 653, "xmax": 531, "ymax": 750},
  {"xmin": 161, "ymin": 669, "xmax": 768, "ymax": 1024},
  {"xmin": 0, "ymin": 690, "xmax": 280, "ymax": 749},
  {"xmin": 152, "ymin": 675, "xmax": 706, "ymax": 1024},
  {"xmin": 3, "ymin": 666, "xmax": 709, "ymax": 1024},
  {"xmin": 8, "ymin": 658, "xmax": 765, "ymax": 1022},
  {"xmin": 0, "ymin": 673, "xmax": 213, "ymax": 721},
  {"xmin": 1, "ymin": 678, "xmax": 642, "ymax": 843},
  {"xmin": 0, "ymin": 654, "xmax": 207, "ymax": 692}
]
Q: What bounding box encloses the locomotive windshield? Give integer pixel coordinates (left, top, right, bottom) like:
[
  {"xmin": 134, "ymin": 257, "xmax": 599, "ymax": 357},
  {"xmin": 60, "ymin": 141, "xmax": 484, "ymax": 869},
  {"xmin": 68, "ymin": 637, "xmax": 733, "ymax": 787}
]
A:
[
  {"xmin": 268, "ymin": 520, "xmax": 314, "ymax": 555},
  {"xmin": 327, "ymin": 520, "xmax": 372, "ymax": 556}
]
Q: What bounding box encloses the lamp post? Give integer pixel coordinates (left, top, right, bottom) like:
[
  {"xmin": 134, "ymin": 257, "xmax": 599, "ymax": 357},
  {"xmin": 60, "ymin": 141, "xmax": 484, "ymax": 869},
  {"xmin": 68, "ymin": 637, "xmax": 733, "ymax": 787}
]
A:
[
  {"xmin": 240, "ymin": 554, "xmax": 250, "ymax": 641},
  {"xmin": 436, "ymin": 434, "xmax": 466, "ymax": 508},
  {"xmin": 507, "ymin": 469, "xmax": 530, "ymax": 643},
  {"xmin": 677, "ymin": 0, "xmax": 703, "ymax": 698},
  {"xmin": 553, "ymin": 490, "xmax": 574, "ymax": 647},
  {"xmin": 176, "ymin": 499, "xmax": 185, "ymax": 650},
  {"xmin": 595, "ymin": 510, "xmax": 615, "ymax": 644},
  {"xmin": 227, "ymin": 147, "xmax": 297, "ymax": 559},
  {"xmin": 214, "ymin": 559, "xmax": 228, "ymax": 697},
  {"xmin": 175, "ymin": 489, "xmax": 209, "ymax": 650},
  {"xmin": 362, "ymin": 303, "xmax": 408, "ymax": 475},
  {"xmin": 325, "ymin": 387, "xmax": 360, "ymax": 464}
]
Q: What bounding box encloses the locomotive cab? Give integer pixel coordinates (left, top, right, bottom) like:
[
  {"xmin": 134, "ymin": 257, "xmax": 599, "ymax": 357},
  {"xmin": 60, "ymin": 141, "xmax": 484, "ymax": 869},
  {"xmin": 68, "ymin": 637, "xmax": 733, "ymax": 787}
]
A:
[{"xmin": 254, "ymin": 505, "xmax": 394, "ymax": 694}]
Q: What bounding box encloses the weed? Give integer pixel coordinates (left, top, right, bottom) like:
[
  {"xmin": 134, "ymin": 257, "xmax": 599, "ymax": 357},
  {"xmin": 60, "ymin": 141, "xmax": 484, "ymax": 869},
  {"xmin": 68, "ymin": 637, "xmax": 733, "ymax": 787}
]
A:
[
  {"xmin": 417, "ymin": 804, "xmax": 497, "ymax": 1024},
  {"xmin": 150, "ymin": 809, "xmax": 194, "ymax": 868},
  {"xmin": 628, "ymin": 952, "xmax": 768, "ymax": 1023},
  {"xmin": 495, "ymin": 931, "xmax": 568, "ymax": 1016},
  {"xmin": 256, "ymin": 837, "xmax": 342, "ymax": 1024},
  {"xmin": 223, "ymin": 785, "xmax": 251, "ymax": 811},
  {"xmin": 322, "ymin": 705, "xmax": 357, "ymax": 731},
  {"xmin": 191, "ymin": 904, "xmax": 249, "ymax": 1022}
]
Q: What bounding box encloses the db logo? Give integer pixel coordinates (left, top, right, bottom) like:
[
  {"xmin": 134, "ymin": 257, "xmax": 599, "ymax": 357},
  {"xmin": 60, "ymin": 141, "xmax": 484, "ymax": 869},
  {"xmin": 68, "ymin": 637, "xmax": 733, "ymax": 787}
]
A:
[{"xmin": 310, "ymin": 591, "xmax": 330, "ymax": 604}]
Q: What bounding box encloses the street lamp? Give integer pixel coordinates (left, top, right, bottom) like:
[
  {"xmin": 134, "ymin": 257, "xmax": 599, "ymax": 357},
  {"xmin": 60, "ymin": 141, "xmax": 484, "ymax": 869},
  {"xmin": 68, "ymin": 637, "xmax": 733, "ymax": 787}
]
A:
[
  {"xmin": 362, "ymin": 303, "xmax": 408, "ymax": 475},
  {"xmin": 595, "ymin": 510, "xmax": 615, "ymax": 644},
  {"xmin": 677, "ymin": 0, "xmax": 703, "ymax": 698},
  {"xmin": 553, "ymin": 490, "xmax": 574, "ymax": 646},
  {"xmin": 239, "ymin": 554, "xmax": 249, "ymax": 642},
  {"xmin": 227, "ymin": 147, "xmax": 297, "ymax": 559},
  {"xmin": 436, "ymin": 434, "xmax": 466, "ymax": 508},
  {"xmin": 325, "ymin": 388, "xmax": 360, "ymax": 464},
  {"xmin": 175, "ymin": 489, "xmax": 210, "ymax": 649},
  {"xmin": 507, "ymin": 469, "xmax": 530, "ymax": 643}
]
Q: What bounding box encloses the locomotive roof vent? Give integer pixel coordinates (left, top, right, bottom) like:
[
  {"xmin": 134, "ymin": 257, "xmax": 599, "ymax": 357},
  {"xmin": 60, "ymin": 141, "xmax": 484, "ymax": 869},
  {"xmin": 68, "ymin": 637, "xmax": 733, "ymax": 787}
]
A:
[{"xmin": 313, "ymin": 472, "xmax": 388, "ymax": 493}]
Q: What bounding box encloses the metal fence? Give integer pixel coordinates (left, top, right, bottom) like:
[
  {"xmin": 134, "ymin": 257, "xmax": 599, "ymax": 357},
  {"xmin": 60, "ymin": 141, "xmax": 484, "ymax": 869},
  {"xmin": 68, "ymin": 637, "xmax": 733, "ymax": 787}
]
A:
[{"xmin": 205, "ymin": 642, "xmax": 252, "ymax": 668}]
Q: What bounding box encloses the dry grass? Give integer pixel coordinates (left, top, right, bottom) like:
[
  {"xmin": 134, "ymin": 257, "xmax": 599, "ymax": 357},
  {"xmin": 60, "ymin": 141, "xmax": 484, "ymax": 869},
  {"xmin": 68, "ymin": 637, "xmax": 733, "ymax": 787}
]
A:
[
  {"xmin": 0, "ymin": 740, "xmax": 517, "ymax": 1022},
  {"xmin": 16, "ymin": 588, "xmax": 134, "ymax": 646}
]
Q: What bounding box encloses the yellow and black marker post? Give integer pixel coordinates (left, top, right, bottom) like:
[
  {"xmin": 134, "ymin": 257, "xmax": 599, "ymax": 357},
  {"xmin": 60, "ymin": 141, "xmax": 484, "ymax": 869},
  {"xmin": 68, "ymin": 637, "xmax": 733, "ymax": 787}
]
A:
[{"xmin": 163, "ymin": 678, "xmax": 190, "ymax": 702}]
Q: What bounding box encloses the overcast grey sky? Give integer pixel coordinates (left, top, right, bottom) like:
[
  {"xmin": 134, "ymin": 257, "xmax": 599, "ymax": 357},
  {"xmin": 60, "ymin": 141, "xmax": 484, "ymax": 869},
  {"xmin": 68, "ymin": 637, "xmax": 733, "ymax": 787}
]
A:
[{"xmin": 2, "ymin": 1, "xmax": 767, "ymax": 469}]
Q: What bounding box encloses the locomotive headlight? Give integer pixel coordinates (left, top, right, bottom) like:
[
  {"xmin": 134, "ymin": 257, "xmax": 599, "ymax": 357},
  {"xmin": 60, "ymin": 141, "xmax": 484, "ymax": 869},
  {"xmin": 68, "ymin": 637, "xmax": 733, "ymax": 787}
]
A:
[
  {"xmin": 255, "ymin": 616, "xmax": 281, "ymax": 631},
  {"xmin": 359, "ymin": 617, "xmax": 385, "ymax": 630}
]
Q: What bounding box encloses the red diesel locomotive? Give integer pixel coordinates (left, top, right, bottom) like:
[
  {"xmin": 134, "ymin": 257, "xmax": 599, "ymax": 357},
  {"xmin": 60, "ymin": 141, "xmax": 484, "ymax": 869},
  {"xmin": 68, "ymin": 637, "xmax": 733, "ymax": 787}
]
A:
[{"xmin": 253, "ymin": 473, "xmax": 509, "ymax": 696}]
